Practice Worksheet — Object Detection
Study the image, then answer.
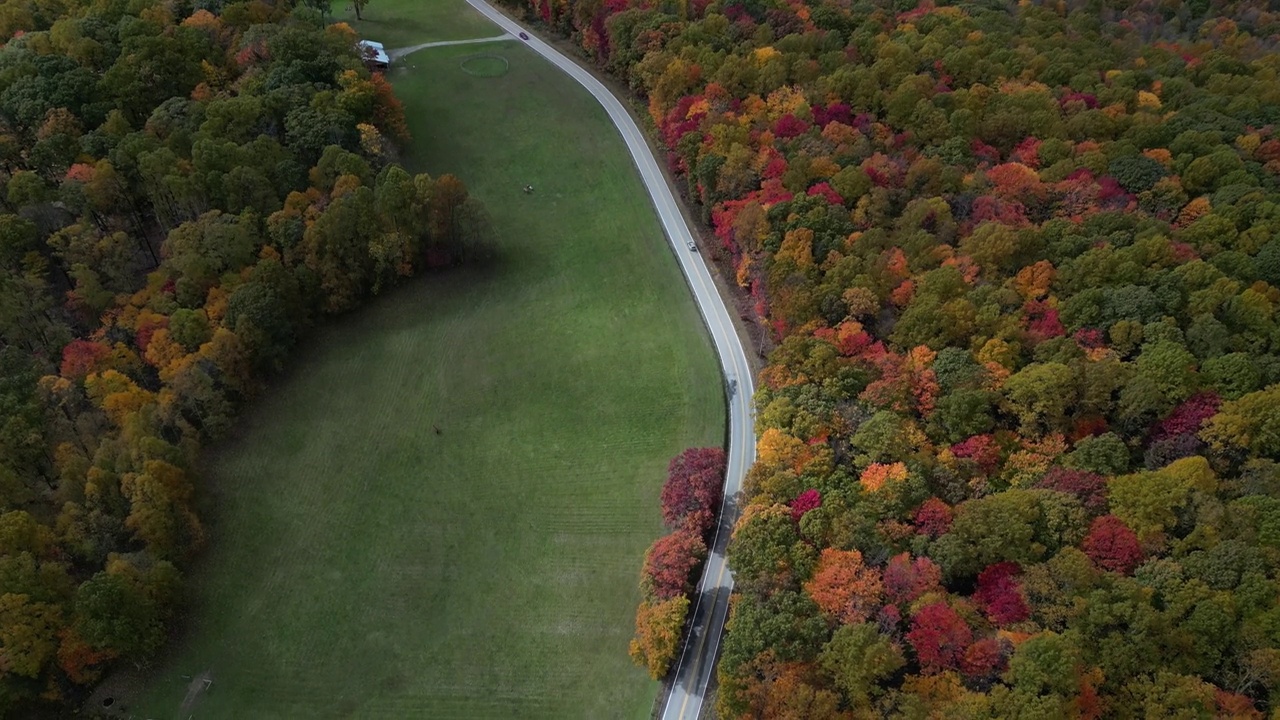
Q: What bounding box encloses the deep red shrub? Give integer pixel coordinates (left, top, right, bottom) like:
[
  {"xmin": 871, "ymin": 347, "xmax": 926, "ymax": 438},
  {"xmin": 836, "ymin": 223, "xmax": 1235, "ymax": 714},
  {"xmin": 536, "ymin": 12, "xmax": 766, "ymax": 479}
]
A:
[
  {"xmin": 877, "ymin": 603, "xmax": 903, "ymax": 634},
  {"xmin": 773, "ymin": 113, "xmax": 809, "ymax": 138},
  {"xmin": 971, "ymin": 196, "xmax": 1030, "ymax": 226},
  {"xmin": 961, "ymin": 637, "xmax": 1007, "ymax": 678},
  {"xmin": 1097, "ymin": 176, "xmax": 1131, "ymax": 205},
  {"xmin": 660, "ymin": 447, "xmax": 726, "ymax": 535},
  {"xmin": 811, "ymin": 102, "xmax": 851, "ymax": 127},
  {"xmin": 133, "ymin": 316, "xmax": 168, "ymax": 353},
  {"xmin": 1066, "ymin": 167, "xmax": 1095, "ymax": 183},
  {"xmin": 1143, "ymin": 433, "xmax": 1204, "ymax": 470},
  {"xmin": 1035, "ymin": 467, "xmax": 1109, "ymax": 515},
  {"xmin": 762, "ymin": 155, "xmax": 788, "ymax": 179},
  {"xmin": 1082, "ymin": 515, "xmax": 1143, "ymax": 574},
  {"xmin": 1170, "ymin": 241, "xmax": 1198, "ymax": 262},
  {"xmin": 973, "ymin": 562, "xmax": 1029, "ymax": 625},
  {"xmin": 807, "ymin": 182, "xmax": 844, "ymax": 206},
  {"xmin": 643, "ymin": 528, "xmax": 707, "ymax": 600},
  {"xmin": 1073, "ymin": 328, "xmax": 1106, "ymax": 349},
  {"xmin": 913, "ymin": 498, "xmax": 954, "ymax": 538},
  {"xmin": 1059, "ymin": 91, "xmax": 1098, "ymax": 109},
  {"xmin": 884, "ymin": 553, "xmax": 943, "ymax": 604},
  {"xmin": 790, "ymin": 488, "xmax": 822, "ymax": 522},
  {"xmin": 950, "ymin": 435, "xmax": 1001, "ymax": 473},
  {"xmin": 970, "ymin": 139, "xmax": 1001, "ymax": 164},
  {"xmin": 906, "ymin": 601, "xmax": 973, "ymax": 673},
  {"xmin": 1010, "ymin": 137, "xmax": 1042, "ymax": 168},
  {"xmin": 1150, "ymin": 392, "xmax": 1221, "ymax": 443},
  {"xmin": 1025, "ymin": 300, "xmax": 1066, "ymax": 339},
  {"xmin": 1215, "ymin": 689, "xmax": 1261, "ymax": 717}
]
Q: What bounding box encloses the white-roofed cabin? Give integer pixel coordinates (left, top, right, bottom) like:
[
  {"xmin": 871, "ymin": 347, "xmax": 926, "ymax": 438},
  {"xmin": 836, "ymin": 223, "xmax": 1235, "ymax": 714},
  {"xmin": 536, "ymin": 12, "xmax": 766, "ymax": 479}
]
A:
[{"xmin": 358, "ymin": 40, "xmax": 390, "ymax": 70}]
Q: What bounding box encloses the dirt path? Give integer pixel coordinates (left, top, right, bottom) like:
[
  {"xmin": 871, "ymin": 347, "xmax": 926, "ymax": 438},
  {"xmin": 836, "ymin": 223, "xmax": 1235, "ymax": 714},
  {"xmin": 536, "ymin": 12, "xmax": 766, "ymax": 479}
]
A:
[
  {"xmin": 176, "ymin": 670, "xmax": 212, "ymax": 719},
  {"xmin": 388, "ymin": 34, "xmax": 510, "ymax": 61}
]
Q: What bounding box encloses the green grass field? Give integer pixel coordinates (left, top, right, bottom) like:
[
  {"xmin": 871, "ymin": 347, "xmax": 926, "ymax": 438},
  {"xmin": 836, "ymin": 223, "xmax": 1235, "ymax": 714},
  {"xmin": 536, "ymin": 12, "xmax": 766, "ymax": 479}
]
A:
[
  {"xmin": 132, "ymin": 4, "xmax": 723, "ymax": 718},
  {"xmin": 337, "ymin": 0, "xmax": 497, "ymax": 46}
]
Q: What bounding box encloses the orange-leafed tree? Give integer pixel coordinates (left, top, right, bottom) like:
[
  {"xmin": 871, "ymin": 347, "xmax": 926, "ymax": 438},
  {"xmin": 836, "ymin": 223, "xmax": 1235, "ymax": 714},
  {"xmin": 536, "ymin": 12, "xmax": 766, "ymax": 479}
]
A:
[
  {"xmin": 59, "ymin": 340, "xmax": 111, "ymax": 380},
  {"xmin": 804, "ymin": 548, "xmax": 882, "ymax": 625},
  {"xmin": 740, "ymin": 661, "xmax": 847, "ymax": 720},
  {"xmin": 369, "ymin": 73, "xmax": 410, "ymax": 144},
  {"xmin": 1011, "ymin": 260, "xmax": 1055, "ymax": 301},
  {"xmin": 56, "ymin": 628, "xmax": 115, "ymax": 685},
  {"xmin": 629, "ymin": 595, "xmax": 689, "ymax": 679},
  {"xmin": 860, "ymin": 462, "xmax": 908, "ymax": 493}
]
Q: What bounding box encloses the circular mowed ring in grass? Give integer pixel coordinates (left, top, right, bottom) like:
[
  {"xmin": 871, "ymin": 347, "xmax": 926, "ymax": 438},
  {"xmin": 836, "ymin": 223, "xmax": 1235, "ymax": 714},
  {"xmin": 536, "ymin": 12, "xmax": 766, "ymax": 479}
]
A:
[{"xmin": 460, "ymin": 54, "xmax": 509, "ymax": 78}]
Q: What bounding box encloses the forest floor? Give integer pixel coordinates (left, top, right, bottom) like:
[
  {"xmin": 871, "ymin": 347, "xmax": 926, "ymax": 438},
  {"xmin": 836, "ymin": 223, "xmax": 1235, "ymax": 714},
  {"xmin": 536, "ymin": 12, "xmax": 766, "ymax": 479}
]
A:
[{"xmin": 128, "ymin": 0, "xmax": 723, "ymax": 717}]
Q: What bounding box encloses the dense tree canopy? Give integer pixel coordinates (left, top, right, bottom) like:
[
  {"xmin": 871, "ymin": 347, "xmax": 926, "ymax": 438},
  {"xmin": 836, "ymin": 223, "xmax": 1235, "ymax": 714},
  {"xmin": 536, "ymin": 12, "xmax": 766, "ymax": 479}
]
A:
[
  {"xmin": 505, "ymin": 0, "xmax": 1280, "ymax": 713},
  {"xmin": 630, "ymin": 447, "xmax": 724, "ymax": 678},
  {"xmin": 0, "ymin": 0, "xmax": 483, "ymax": 714}
]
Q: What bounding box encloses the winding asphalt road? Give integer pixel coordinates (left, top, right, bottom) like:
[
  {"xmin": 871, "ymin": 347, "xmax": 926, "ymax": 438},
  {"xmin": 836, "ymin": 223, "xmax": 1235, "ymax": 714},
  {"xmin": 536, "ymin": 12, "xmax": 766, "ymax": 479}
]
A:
[{"xmin": 457, "ymin": 3, "xmax": 755, "ymax": 717}]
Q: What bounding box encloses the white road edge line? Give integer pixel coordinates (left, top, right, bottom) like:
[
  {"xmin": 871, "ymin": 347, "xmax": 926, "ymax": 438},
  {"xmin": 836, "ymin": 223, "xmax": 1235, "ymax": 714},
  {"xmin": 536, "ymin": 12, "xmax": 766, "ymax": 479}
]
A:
[{"xmin": 456, "ymin": 4, "xmax": 757, "ymax": 719}]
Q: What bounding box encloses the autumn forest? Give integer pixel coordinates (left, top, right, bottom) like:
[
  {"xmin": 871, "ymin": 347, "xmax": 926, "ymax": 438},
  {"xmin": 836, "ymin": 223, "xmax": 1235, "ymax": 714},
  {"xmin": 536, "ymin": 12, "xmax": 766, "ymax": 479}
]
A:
[
  {"xmin": 488, "ymin": 0, "xmax": 1280, "ymax": 715},
  {"xmin": 5, "ymin": 0, "xmax": 1280, "ymax": 715},
  {"xmin": 0, "ymin": 0, "xmax": 487, "ymax": 713}
]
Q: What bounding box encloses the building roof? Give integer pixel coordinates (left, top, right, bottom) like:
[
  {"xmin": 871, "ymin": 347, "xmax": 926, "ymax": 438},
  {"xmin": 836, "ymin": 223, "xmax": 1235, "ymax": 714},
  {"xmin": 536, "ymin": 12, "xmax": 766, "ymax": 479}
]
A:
[{"xmin": 357, "ymin": 40, "xmax": 389, "ymax": 66}]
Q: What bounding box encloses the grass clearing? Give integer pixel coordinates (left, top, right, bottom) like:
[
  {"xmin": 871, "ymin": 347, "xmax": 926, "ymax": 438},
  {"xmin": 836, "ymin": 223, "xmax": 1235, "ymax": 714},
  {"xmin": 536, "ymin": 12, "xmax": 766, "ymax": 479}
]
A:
[
  {"xmin": 459, "ymin": 53, "xmax": 511, "ymax": 77},
  {"xmin": 337, "ymin": 0, "xmax": 496, "ymax": 47},
  {"xmin": 132, "ymin": 2, "xmax": 723, "ymax": 718}
]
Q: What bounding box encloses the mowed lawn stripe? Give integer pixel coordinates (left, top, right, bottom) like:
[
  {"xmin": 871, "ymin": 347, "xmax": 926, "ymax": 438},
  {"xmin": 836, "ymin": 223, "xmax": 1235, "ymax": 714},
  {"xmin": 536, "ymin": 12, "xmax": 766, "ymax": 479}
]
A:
[{"xmin": 133, "ymin": 3, "xmax": 722, "ymax": 718}]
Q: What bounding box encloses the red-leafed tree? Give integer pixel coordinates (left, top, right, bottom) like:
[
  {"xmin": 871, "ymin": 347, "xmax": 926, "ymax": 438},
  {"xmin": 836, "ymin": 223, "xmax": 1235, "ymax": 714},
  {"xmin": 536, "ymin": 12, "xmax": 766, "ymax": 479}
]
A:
[
  {"xmin": 804, "ymin": 548, "xmax": 883, "ymax": 624},
  {"xmin": 807, "ymin": 182, "xmax": 844, "ymax": 206},
  {"xmin": 906, "ymin": 601, "xmax": 973, "ymax": 673},
  {"xmin": 1010, "ymin": 137, "xmax": 1042, "ymax": 168},
  {"xmin": 1035, "ymin": 467, "xmax": 1109, "ymax": 515},
  {"xmin": 1214, "ymin": 689, "xmax": 1261, "ymax": 718},
  {"xmin": 973, "ymin": 562, "xmax": 1029, "ymax": 625},
  {"xmin": 1074, "ymin": 328, "xmax": 1106, "ymax": 350},
  {"xmin": 1075, "ymin": 667, "xmax": 1107, "ymax": 720},
  {"xmin": 961, "ymin": 637, "xmax": 1006, "ymax": 679},
  {"xmin": 883, "ymin": 553, "xmax": 942, "ymax": 604},
  {"xmin": 913, "ymin": 498, "xmax": 953, "ymax": 537},
  {"xmin": 773, "ymin": 113, "xmax": 810, "ymax": 138},
  {"xmin": 642, "ymin": 528, "xmax": 707, "ymax": 600},
  {"xmin": 877, "ymin": 603, "xmax": 903, "ymax": 633},
  {"xmin": 56, "ymin": 628, "xmax": 115, "ymax": 685},
  {"xmin": 660, "ymin": 447, "xmax": 726, "ymax": 535},
  {"xmin": 64, "ymin": 163, "xmax": 95, "ymax": 183},
  {"xmin": 1150, "ymin": 392, "xmax": 1221, "ymax": 443},
  {"xmin": 60, "ymin": 339, "xmax": 111, "ymax": 380},
  {"xmin": 951, "ymin": 434, "xmax": 1001, "ymax": 473},
  {"xmin": 860, "ymin": 345, "xmax": 939, "ymax": 415},
  {"xmin": 987, "ymin": 162, "xmax": 1047, "ymax": 203},
  {"xmin": 1081, "ymin": 515, "xmax": 1143, "ymax": 574},
  {"xmin": 1025, "ymin": 300, "xmax": 1065, "ymax": 340},
  {"xmin": 791, "ymin": 488, "xmax": 821, "ymax": 522}
]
